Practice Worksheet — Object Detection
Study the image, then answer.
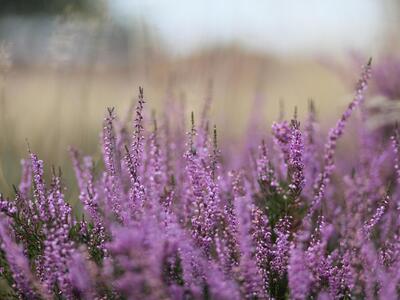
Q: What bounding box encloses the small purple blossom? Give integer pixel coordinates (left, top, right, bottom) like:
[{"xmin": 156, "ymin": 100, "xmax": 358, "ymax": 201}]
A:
[
  {"xmin": 311, "ymin": 59, "xmax": 372, "ymax": 215},
  {"xmin": 288, "ymin": 119, "xmax": 305, "ymax": 200}
]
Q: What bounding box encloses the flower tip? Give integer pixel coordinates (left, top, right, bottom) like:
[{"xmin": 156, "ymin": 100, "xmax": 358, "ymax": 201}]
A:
[
  {"xmin": 191, "ymin": 111, "xmax": 195, "ymax": 128},
  {"xmin": 25, "ymin": 138, "xmax": 31, "ymax": 153},
  {"xmin": 124, "ymin": 144, "xmax": 130, "ymax": 154},
  {"xmin": 12, "ymin": 184, "xmax": 19, "ymax": 195},
  {"xmin": 107, "ymin": 107, "xmax": 115, "ymax": 117}
]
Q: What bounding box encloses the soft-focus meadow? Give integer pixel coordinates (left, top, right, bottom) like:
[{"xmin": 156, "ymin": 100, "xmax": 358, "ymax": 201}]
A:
[
  {"xmin": 0, "ymin": 47, "xmax": 352, "ymax": 197},
  {"xmin": 1, "ymin": 1, "xmax": 400, "ymax": 299}
]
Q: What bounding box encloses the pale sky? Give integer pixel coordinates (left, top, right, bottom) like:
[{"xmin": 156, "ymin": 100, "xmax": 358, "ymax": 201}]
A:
[{"xmin": 110, "ymin": 0, "xmax": 393, "ymax": 57}]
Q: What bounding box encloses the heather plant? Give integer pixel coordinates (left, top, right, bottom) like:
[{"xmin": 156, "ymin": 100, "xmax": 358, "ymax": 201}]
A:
[{"xmin": 2, "ymin": 59, "xmax": 400, "ymax": 299}]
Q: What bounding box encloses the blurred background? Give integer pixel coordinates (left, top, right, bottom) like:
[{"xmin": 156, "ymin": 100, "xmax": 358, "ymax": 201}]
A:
[{"xmin": 0, "ymin": 0, "xmax": 400, "ymax": 195}]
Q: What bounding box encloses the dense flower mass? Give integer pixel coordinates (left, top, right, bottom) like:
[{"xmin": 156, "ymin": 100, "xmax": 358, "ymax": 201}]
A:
[{"xmin": 1, "ymin": 59, "xmax": 399, "ymax": 299}]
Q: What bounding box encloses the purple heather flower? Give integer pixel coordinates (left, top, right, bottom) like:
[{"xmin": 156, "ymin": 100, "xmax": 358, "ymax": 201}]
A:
[
  {"xmin": 19, "ymin": 159, "xmax": 32, "ymax": 199},
  {"xmin": 146, "ymin": 116, "xmax": 167, "ymax": 212},
  {"xmin": 102, "ymin": 107, "xmax": 124, "ymax": 222},
  {"xmin": 128, "ymin": 86, "xmax": 146, "ymax": 182},
  {"xmin": 272, "ymin": 120, "xmax": 292, "ymax": 176},
  {"xmin": 40, "ymin": 223, "xmax": 75, "ymax": 297},
  {"xmin": 123, "ymin": 87, "xmax": 147, "ymax": 221},
  {"xmin": 69, "ymin": 147, "xmax": 86, "ymax": 193},
  {"xmin": 288, "ymin": 246, "xmax": 312, "ymax": 300},
  {"xmin": 231, "ymin": 172, "xmax": 267, "ymax": 299},
  {"xmin": 183, "ymin": 114, "xmax": 219, "ymax": 256},
  {"xmin": 363, "ymin": 193, "xmax": 390, "ymax": 238},
  {"xmin": 0, "ymin": 216, "xmax": 38, "ymax": 298},
  {"xmin": 68, "ymin": 250, "xmax": 96, "ymax": 299},
  {"xmin": 391, "ymin": 126, "xmax": 400, "ymax": 184},
  {"xmin": 0, "ymin": 193, "xmax": 16, "ymax": 216},
  {"xmin": 303, "ymin": 100, "xmax": 321, "ymax": 200},
  {"xmin": 287, "ymin": 119, "xmax": 305, "ymax": 200},
  {"xmin": 311, "ymin": 59, "xmax": 372, "ymax": 215},
  {"xmin": 270, "ymin": 216, "xmax": 292, "ymax": 278},
  {"xmin": 251, "ymin": 207, "xmax": 272, "ymax": 291},
  {"xmin": 256, "ymin": 139, "xmax": 282, "ymax": 193},
  {"xmin": 30, "ymin": 152, "xmax": 49, "ymax": 222}
]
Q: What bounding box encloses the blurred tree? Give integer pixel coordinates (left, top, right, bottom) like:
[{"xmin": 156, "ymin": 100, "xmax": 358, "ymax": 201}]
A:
[{"xmin": 0, "ymin": 0, "xmax": 104, "ymax": 16}]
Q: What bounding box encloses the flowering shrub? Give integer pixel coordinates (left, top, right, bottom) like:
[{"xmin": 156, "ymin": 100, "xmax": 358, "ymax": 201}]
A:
[{"xmin": 1, "ymin": 59, "xmax": 398, "ymax": 300}]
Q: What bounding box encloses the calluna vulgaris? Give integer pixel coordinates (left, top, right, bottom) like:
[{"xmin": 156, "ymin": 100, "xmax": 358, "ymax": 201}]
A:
[{"xmin": 1, "ymin": 59, "xmax": 399, "ymax": 300}]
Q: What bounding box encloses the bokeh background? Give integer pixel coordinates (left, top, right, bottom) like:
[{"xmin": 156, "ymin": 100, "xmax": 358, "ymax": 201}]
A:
[{"xmin": 0, "ymin": 0, "xmax": 399, "ymax": 196}]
